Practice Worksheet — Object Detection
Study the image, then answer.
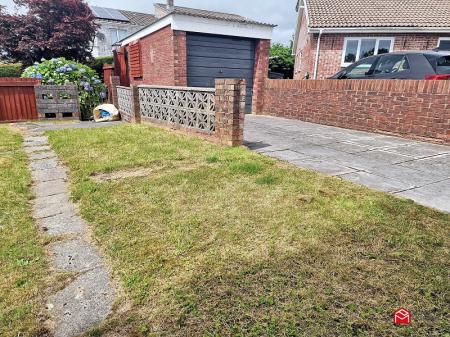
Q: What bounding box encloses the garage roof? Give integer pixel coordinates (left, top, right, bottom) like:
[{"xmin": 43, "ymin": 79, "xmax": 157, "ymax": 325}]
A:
[{"xmin": 154, "ymin": 3, "xmax": 276, "ymax": 27}]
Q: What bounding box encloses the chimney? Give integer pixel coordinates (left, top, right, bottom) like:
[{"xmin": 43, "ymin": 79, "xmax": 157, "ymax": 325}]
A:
[{"xmin": 167, "ymin": 0, "xmax": 174, "ymax": 11}]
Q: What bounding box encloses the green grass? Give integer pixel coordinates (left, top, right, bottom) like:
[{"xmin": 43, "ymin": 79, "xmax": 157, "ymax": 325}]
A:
[
  {"xmin": 47, "ymin": 124, "xmax": 450, "ymax": 337},
  {"xmin": 0, "ymin": 126, "xmax": 49, "ymax": 336}
]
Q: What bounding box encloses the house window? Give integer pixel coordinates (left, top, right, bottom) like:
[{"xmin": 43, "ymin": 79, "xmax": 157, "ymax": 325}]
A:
[
  {"xmin": 109, "ymin": 29, "xmax": 128, "ymax": 45},
  {"xmin": 341, "ymin": 37, "xmax": 394, "ymax": 67},
  {"xmin": 437, "ymin": 38, "xmax": 450, "ymax": 51}
]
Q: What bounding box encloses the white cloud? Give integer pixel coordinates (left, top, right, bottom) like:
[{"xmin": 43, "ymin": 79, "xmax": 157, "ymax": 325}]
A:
[{"xmin": 1, "ymin": 0, "xmax": 297, "ymax": 43}]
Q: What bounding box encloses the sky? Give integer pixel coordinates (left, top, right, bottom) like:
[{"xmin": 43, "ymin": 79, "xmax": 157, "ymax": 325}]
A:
[{"xmin": 1, "ymin": 0, "xmax": 298, "ymax": 44}]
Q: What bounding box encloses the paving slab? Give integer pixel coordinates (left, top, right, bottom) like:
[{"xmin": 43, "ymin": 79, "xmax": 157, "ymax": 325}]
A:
[
  {"xmin": 33, "ymin": 179, "xmax": 67, "ymax": 198},
  {"xmin": 23, "ymin": 139, "xmax": 49, "ymax": 147},
  {"xmin": 38, "ymin": 213, "xmax": 86, "ymax": 235},
  {"xmin": 245, "ymin": 115, "xmax": 449, "ymax": 213},
  {"xmin": 31, "ymin": 158, "xmax": 59, "ymax": 171},
  {"xmin": 265, "ymin": 150, "xmax": 311, "ymax": 161},
  {"xmin": 29, "ymin": 151, "xmax": 57, "ymax": 160},
  {"xmin": 339, "ymin": 171, "xmax": 416, "ymax": 193},
  {"xmin": 24, "ymin": 136, "xmax": 48, "ymax": 143},
  {"xmin": 291, "ymin": 158, "xmax": 358, "ymax": 176},
  {"xmin": 383, "ymin": 142, "xmax": 450, "ymax": 159},
  {"xmin": 353, "ymin": 149, "xmax": 414, "ymax": 165},
  {"xmin": 24, "ymin": 145, "xmax": 52, "ymax": 154},
  {"xmin": 34, "ymin": 200, "xmax": 76, "ymax": 220},
  {"xmin": 396, "ymin": 180, "xmax": 450, "ymax": 213},
  {"xmin": 48, "ymin": 268, "xmax": 115, "ymax": 337},
  {"xmin": 32, "ymin": 168, "xmax": 67, "ymax": 182},
  {"xmin": 50, "ymin": 239, "xmax": 103, "ymax": 272}
]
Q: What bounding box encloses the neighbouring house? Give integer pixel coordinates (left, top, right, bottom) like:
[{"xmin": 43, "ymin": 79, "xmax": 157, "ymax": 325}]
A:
[
  {"xmin": 113, "ymin": 1, "xmax": 275, "ymax": 112},
  {"xmin": 91, "ymin": 6, "xmax": 156, "ymax": 58},
  {"xmin": 293, "ymin": 0, "xmax": 450, "ymax": 79}
]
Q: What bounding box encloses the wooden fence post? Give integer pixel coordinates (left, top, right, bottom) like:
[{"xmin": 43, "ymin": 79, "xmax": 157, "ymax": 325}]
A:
[{"xmin": 110, "ymin": 76, "xmax": 120, "ymax": 107}]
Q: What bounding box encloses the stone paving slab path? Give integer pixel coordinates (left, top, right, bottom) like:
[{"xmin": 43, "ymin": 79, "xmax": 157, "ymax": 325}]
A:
[
  {"xmin": 245, "ymin": 115, "xmax": 450, "ymax": 213},
  {"xmin": 19, "ymin": 123, "xmax": 117, "ymax": 337}
]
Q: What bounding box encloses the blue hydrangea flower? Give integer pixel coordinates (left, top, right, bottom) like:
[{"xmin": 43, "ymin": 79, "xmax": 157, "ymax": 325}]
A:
[
  {"xmin": 36, "ymin": 74, "xmax": 43, "ymax": 79},
  {"xmin": 100, "ymin": 92, "xmax": 107, "ymax": 99},
  {"xmin": 79, "ymin": 68, "xmax": 86, "ymax": 73}
]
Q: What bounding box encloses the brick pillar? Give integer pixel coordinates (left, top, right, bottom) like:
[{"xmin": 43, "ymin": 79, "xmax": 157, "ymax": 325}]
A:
[
  {"xmin": 252, "ymin": 39, "xmax": 270, "ymax": 115},
  {"xmin": 173, "ymin": 30, "xmax": 187, "ymax": 86},
  {"xmin": 130, "ymin": 86, "xmax": 141, "ymax": 124},
  {"xmin": 215, "ymin": 79, "xmax": 246, "ymax": 147},
  {"xmin": 111, "ymin": 75, "xmax": 120, "ymax": 107}
]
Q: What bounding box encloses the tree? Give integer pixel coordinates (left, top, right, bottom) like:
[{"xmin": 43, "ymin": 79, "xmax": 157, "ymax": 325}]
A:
[
  {"xmin": 0, "ymin": 0, "xmax": 98, "ymax": 66},
  {"xmin": 269, "ymin": 43, "xmax": 295, "ymax": 79}
]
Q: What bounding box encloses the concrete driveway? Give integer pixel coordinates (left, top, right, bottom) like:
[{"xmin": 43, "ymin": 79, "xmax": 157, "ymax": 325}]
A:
[{"xmin": 245, "ymin": 115, "xmax": 450, "ymax": 213}]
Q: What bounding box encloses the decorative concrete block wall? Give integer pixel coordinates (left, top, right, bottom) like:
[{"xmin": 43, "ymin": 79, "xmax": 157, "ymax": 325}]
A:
[
  {"xmin": 35, "ymin": 85, "xmax": 80, "ymax": 120},
  {"xmin": 112, "ymin": 78, "xmax": 246, "ymax": 146},
  {"xmin": 117, "ymin": 86, "xmax": 141, "ymax": 123}
]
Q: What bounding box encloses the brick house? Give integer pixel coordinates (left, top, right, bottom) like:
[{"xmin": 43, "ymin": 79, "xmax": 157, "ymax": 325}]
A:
[
  {"xmin": 293, "ymin": 0, "xmax": 450, "ymax": 79},
  {"xmin": 113, "ymin": 1, "xmax": 275, "ymax": 112}
]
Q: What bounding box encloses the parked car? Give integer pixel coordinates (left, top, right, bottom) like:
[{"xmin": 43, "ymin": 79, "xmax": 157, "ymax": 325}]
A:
[{"xmin": 330, "ymin": 51, "xmax": 450, "ymax": 80}]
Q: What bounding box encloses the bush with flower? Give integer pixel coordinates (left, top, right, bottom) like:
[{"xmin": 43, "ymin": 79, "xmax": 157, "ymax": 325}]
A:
[{"xmin": 22, "ymin": 57, "xmax": 107, "ymax": 119}]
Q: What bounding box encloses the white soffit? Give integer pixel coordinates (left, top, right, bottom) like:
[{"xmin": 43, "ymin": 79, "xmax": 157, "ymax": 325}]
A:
[{"xmin": 172, "ymin": 14, "xmax": 274, "ymax": 40}]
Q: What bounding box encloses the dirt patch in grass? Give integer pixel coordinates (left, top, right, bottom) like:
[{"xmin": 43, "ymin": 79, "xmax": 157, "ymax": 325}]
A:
[
  {"xmin": 91, "ymin": 162, "xmax": 216, "ymax": 183},
  {"xmin": 91, "ymin": 167, "xmax": 156, "ymax": 182},
  {"xmin": 47, "ymin": 124, "xmax": 450, "ymax": 337}
]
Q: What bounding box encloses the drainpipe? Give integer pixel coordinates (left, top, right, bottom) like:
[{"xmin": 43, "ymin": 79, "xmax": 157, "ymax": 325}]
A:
[{"xmin": 313, "ymin": 29, "xmax": 323, "ymax": 79}]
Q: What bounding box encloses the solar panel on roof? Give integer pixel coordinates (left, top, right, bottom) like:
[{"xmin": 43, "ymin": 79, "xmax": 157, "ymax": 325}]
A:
[{"xmin": 90, "ymin": 6, "xmax": 129, "ymax": 22}]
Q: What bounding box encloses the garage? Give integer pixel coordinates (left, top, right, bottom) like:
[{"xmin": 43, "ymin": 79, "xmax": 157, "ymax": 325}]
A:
[
  {"xmin": 187, "ymin": 33, "xmax": 256, "ymax": 112},
  {"xmin": 117, "ymin": 2, "xmax": 275, "ymax": 114}
]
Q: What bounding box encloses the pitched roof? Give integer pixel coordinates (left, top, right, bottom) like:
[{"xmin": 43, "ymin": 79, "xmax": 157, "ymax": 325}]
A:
[
  {"xmin": 154, "ymin": 3, "xmax": 276, "ymax": 27},
  {"xmin": 119, "ymin": 10, "xmax": 157, "ymax": 26},
  {"xmin": 90, "ymin": 6, "xmax": 156, "ymax": 27},
  {"xmin": 305, "ymin": 0, "xmax": 450, "ymax": 29}
]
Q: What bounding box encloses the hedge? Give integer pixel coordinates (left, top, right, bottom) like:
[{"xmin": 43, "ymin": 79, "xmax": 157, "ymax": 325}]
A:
[
  {"xmin": 86, "ymin": 56, "xmax": 113, "ymax": 80},
  {"xmin": 0, "ymin": 63, "xmax": 23, "ymax": 77}
]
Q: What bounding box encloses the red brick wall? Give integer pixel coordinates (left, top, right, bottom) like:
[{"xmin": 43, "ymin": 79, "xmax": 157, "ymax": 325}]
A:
[
  {"xmin": 259, "ymin": 79, "xmax": 450, "ymax": 143},
  {"xmin": 128, "ymin": 26, "xmax": 186, "ymax": 86},
  {"xmin": 294, "ymin": 27, "xmax": 450, "ymax": 79},
  {"xmin": 252, "ymin": 39, "xmax": 270, "ymax": 114},
  {"xmin": 173, "ymin": 30, "xmax": 187, "ymax": 86}
]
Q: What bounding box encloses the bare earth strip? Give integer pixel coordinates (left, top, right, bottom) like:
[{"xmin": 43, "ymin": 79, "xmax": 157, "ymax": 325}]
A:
[{"xmin": 21, "ymin": 126, "xmax": 115, "ymax": 337}]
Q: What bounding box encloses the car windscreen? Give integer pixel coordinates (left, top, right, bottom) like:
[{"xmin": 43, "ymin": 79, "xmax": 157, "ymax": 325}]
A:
[{"xmin": 425, "ymin": 54, "xmax": 450, "ymax": 74}]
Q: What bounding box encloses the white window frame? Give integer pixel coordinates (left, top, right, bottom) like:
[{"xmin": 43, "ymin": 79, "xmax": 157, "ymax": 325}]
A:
[
  {"xmin": 341, "ymin": 37, "xmax": 395, "ymax": 67},
  {"xmin": 437, "ymin": 37, "xmax": 450, "ymax": 49}
]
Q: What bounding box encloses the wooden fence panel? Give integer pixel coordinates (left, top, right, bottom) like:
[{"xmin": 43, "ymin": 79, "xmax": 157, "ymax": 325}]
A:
[{"xmin": 0, "ymin": 78, "xmax": 40, "ymax": 122}]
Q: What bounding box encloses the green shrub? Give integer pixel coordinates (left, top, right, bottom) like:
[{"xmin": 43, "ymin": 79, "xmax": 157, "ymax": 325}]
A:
[
  {"xmin": 0, "ymin": 63, "xmax": 23, "ymax": 77},
  {"xmin": 22, "ymin": 58, "xmax": 107, "ymax": 120},
  {"xmin": 86, "ymin": 56, "xmax": 113, "ymax": 80}
]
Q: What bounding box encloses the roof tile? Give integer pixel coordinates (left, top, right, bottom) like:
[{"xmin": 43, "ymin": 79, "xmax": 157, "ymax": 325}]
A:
[
  {"xmin": 305, "ymin": 0, "xmax": 450, "ymax": 28},
  {"xmin": 155, "ymin": 3, "xmax": 276, "ymax": 27}
]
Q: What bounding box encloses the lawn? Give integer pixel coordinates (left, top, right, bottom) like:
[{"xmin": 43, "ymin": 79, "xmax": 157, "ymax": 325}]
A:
[
  {"xmin": 0, "ymin": 126, "xmax": 49, "ymax": 336},
  {"xmin": 47, "ymin": 124, "xmax": 449, "ymax": 337}
]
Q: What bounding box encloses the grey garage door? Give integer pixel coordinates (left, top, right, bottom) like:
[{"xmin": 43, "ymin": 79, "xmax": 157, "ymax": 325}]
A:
[{"xmin": 187, "ymin": 33, "xmax": 256, "ymax": 112}]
